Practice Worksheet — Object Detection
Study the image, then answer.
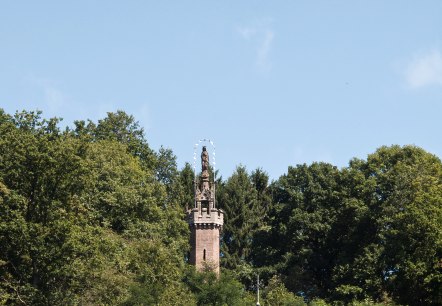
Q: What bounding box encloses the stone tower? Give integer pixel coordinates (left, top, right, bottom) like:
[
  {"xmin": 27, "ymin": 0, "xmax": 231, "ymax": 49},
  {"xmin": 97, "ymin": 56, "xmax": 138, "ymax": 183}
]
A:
[{"xmin": 187, "ymin": 146, "xmax": 224, "ymax": 275}]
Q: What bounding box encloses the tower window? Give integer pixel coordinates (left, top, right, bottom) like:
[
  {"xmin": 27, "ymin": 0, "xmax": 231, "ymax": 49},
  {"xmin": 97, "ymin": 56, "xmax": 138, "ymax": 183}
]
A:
[{"xmin": 203, "ymin": 249, "xmax": 206, "ymax": 261}]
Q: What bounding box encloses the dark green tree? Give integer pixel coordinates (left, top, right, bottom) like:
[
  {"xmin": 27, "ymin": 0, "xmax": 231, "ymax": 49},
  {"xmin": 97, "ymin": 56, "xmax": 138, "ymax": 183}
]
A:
[
  {"xmin": 178, "ymin": 162, "xmax": 196, "ymax": 211},
  {"xmin": 217, "ymin": 166, "xmax": 265, "ymax": 270},
  {"xmin": 347, "ymin": 146, "xmax": 442, "ymax": 305}
]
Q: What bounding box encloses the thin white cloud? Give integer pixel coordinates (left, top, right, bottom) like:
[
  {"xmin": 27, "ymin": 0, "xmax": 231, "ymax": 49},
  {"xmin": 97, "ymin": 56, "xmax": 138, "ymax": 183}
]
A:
[
  {"xmin": 257, "ymin": 30, "xmax": 274, "ymax": 70},
  {"xmin": 405, "ymin": 50, "xmax": 442, "ymax": 89},
  {"xmin": 237, "ymin": 26, "xmax": 256, "ymax": 40},
  {"xmin": 236, "ymin": 21, "xmax": 275, "ymax": 71}
]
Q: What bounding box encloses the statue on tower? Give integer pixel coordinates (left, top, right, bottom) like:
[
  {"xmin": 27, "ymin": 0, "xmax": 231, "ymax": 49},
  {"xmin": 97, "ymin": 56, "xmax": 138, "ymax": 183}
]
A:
[
  {"xmin": 200, "ymin": 146, "xmax": 210, "ymax": 192},
  {"xmin": 201, "ymin": 146, "xmax": 209, "ymax": 172}
]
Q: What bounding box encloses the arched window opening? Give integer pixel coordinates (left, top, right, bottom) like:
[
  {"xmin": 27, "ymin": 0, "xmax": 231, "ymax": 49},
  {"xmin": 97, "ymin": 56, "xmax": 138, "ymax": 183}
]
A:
[{"xmin": 203, "ymin": 249, "xmax": 206, "ymax": 261}]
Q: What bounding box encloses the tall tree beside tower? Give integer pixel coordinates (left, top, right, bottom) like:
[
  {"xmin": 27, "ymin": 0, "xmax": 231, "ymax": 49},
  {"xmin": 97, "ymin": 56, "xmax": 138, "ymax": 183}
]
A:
[{"xmin": 218, "ymin": 166, "xmax": 269, "ymax": 270}]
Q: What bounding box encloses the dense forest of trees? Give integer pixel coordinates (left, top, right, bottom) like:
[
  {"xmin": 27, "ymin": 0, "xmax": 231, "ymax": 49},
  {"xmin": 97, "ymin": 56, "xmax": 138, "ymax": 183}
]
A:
[{"xmin": 0, "ymin": 109, "xmax": 441, "ymax": 305}]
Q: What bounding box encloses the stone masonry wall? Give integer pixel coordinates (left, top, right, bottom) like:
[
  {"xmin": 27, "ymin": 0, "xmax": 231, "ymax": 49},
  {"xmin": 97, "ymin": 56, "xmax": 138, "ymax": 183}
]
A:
[{"xmin": 190, "ymin": 224, "xmax": 221, "ymax": 275}]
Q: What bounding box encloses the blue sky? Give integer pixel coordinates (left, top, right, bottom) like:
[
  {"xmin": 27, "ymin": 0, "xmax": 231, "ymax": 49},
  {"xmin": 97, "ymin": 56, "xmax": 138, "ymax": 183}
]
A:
[{"xmin": 1, "ymin": 1, "xmax": 442, "ymax": 180}]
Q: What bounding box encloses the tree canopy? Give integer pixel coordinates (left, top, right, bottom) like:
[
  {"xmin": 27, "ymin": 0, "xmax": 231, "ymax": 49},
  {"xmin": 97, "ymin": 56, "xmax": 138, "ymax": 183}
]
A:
[{"xmin": 0, "ymin": 108, "xmax": 440, "ymax": 305}]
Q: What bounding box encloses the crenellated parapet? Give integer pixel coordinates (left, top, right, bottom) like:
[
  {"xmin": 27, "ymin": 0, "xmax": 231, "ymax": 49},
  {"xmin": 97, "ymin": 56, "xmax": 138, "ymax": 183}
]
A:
[{"xmin": 187, "ymin": 207, "xmax": 224, "ymax": 228}]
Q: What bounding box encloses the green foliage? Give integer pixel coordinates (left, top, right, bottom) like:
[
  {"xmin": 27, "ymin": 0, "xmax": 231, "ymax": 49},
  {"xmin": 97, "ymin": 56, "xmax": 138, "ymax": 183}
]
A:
[
  {"xmin": 308, "ymin": 298, "xmax": 330, "ymax": 306},
  {"xmin": 122, "ymin": 240, "xmax": 195, "ymax": 306},
  {"xmin": 218, "ymin": 166, "xmax": 268, "ymax": 270},
  {"xmin": 72, "ymin": 110, "xmax": 156, "ymax": 171},
  {"xmin": 184, "ymin": 267, "xmax": 249, "ymax": 306},
  {"xmin": 253, "ymin": 162, "xmax": 344, "ymax": 298},
  {"xmin": 178, "ymin": 162, "xmax": 196, "ymax": 210},
  {"xmin": 263, "ymin": 276, "xmax": 306, "ymax": 306},
  {"xmin": 348, "ymin": 300, "xmax": 390, "ymax": 306},
  {"xmin": 156, "ymin": 146, "xmax": 179, "ymax": 186},
  {"xmin": 1, "ymin": 108, "xmax": 441, "ymax": 305},
  {"xmin": 0, "ymin": 109, "xmax": 188, "ymax": 305},
  {"xmin": 253, "ymin": 146, "xmax": 442, "ymax": 306},
  {"xmin": 326, "ymin": 146, "xmax": 442, "ymax": 305}
]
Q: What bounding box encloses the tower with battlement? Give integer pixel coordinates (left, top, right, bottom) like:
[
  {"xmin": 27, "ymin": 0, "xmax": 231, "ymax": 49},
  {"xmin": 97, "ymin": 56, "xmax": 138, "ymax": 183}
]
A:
[{"xmin": 187, "ymin": 145, "xmax": 224, "ymax": 275}]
